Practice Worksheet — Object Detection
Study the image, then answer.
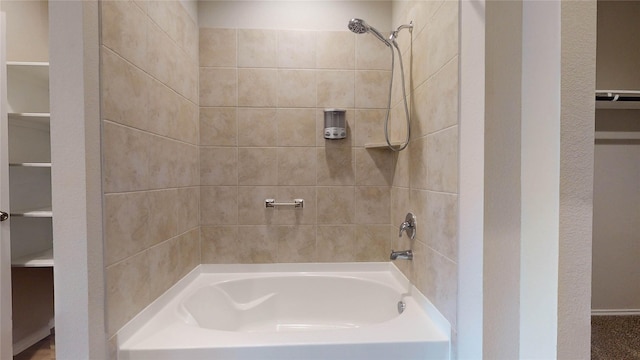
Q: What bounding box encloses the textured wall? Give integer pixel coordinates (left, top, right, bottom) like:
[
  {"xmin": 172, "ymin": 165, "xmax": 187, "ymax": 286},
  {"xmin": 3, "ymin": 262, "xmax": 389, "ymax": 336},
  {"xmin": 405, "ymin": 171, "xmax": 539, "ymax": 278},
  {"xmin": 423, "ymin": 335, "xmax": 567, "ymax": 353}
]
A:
[
  {"xmin": 100, "ymin": 0, "xmax": 200, "ymax": 339},
  {"xmin": 198, "ymin": 28, "xmax": 395, "ymax": 263},
  {"xmin": 390, "ymin": 0, "xmax": 459, "ymax": 343}
]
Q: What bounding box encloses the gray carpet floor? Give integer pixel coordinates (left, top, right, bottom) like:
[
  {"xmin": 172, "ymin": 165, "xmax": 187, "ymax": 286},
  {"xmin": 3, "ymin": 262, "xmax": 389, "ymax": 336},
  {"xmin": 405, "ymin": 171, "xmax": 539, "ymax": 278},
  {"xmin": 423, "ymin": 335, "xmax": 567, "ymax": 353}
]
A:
[{"xmin": 592, "ymin": 316, "xmax": 640, "ymax": 359}]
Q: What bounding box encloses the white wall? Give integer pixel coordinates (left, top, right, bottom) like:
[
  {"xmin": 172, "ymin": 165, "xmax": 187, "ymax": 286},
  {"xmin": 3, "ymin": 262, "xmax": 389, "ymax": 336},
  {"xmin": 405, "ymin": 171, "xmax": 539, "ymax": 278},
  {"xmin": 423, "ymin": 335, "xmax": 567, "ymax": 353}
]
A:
[
  {"xmin": 457, "ymin": 0, "xmax": 484, "ymax": 357},
  {"xmin": 520, "ymin": 1, "xmax": 560, "ymax": 358},
  {"xmin": 198, "ymin": 0, "xmax": 391, "ymax": 31},
  {"xmin": 482, "ymin": 1, "xmax": 522, "ymax": 358},
  {"xmin": 459, "ymin": 1, "xmax": 595, "ymax": 358},
  {"xmin": 49, "ymin": 0, "xmax": 106, "ymax": 358}
]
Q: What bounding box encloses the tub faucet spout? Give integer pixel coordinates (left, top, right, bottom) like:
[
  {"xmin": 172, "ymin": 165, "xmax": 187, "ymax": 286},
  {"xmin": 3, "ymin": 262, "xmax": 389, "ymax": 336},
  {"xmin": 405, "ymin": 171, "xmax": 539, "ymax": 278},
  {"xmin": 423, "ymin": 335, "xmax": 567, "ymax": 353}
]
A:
[{"xmin": 390, "ymin": 249, "xmax": 413, "ymax": 261}]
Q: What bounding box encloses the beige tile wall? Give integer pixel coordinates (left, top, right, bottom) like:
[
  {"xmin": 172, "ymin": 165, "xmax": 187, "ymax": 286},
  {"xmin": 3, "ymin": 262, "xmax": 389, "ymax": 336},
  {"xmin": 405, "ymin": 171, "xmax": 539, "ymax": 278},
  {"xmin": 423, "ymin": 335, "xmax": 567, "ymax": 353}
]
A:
[
  {"xmin": 390, "ymin": 0, "xmax": 460, "ymax": 348},
  {"xmin": 199, "ymin": 28, "xmax": 395, "ymax": 264},
  {"xmin": 100, "ymin": 0, "xmax": 200, "ymax": 339}
]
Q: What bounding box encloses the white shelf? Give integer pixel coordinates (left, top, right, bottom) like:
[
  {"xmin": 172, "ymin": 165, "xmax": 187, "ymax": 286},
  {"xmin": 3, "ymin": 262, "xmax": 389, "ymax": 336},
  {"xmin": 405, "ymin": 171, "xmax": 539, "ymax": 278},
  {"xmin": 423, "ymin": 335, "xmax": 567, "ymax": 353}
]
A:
[
  {"xmin": 8, "ymin": 112, "xmax": 50, "ymax": 121},
  {"xmin": 9, "ymin": 162, "xmax": 51, "ymax": 168},
  {"xmin": 364, "ymin": 141, "xmax": 405, "ymax": 149},
  {"xmin": 12, "ymin": 248, "xmax": 53, "ymax": 267},
  {"xmin": 11, "ymin": 207, "xmax": 52, "ymax": 218},
  {"xmin": 596, "ymin": 90, "xmax": 640, "ymax": 109}
]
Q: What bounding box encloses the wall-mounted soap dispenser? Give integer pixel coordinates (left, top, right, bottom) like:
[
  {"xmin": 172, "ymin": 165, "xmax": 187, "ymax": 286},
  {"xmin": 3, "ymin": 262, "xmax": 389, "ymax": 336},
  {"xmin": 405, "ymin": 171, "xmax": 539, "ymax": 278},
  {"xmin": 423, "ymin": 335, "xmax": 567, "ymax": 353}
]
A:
[{"xmin": 323, "ymin": 109, "xmax": 346, "ymax": 140}]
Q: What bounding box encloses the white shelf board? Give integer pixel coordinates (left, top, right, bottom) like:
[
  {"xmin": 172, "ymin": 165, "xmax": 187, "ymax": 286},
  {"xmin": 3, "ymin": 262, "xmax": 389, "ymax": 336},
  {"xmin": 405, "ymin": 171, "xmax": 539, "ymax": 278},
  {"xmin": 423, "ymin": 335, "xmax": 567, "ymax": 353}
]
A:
[
  {"xmin": 9, "ymin": 162, "xmax": 51, "ymax": 168},
  {"xmin": 11, "ymin": 207, "xmax": 52, "ymax": 218},
  {"xmin": 6, "ymin": 61, "xmax": 49, "ymax": 67},
  {"xmin": 12, "ymin": 248, "xmax": 54, "ymax": 267}
]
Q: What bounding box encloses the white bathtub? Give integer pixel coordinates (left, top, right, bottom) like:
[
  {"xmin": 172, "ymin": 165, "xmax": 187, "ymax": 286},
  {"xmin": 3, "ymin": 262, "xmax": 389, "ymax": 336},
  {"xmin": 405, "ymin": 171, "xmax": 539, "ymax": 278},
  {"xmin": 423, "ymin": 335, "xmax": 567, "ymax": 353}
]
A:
[{"xmin": 117, "ymin": 263, "xmax": 450, "ymax": 360}]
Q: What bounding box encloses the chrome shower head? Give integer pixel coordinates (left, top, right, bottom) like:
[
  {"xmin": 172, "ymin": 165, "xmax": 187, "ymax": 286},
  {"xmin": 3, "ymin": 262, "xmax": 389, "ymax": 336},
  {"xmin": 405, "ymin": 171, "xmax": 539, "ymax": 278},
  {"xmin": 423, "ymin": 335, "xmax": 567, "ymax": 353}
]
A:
[
  {"xmin": 348, "ymin": 18, "xmax": 391, "ymax": 47},
  {"xmin": 348, "ymin": 18, "xmax": 368, "ymax": 34}
]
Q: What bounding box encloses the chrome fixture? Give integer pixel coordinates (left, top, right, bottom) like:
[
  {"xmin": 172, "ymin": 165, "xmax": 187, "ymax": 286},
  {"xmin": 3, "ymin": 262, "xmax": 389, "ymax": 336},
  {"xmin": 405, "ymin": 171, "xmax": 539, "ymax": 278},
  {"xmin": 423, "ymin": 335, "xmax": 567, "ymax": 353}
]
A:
[
  {"xmin": 397, "ymin": 300, "xmax": 406, "ymax": 314},
  {"xmin": 390, "ymin": 249, "xmax": 413, "ymax": 261},
  {"xmin": 398, "ymin": 212, "xmax": 416, "ymax": 240},
  {"xmin": 348, "ymin": 18, "xmax": 413, "ymax": 151},
  {"xmin": 348, "ymin": 18, "xmax": 391, "ymax": 47},
  {"xmin": 265, "ymin": 199, "xmax": 304, "ymax": 208}
]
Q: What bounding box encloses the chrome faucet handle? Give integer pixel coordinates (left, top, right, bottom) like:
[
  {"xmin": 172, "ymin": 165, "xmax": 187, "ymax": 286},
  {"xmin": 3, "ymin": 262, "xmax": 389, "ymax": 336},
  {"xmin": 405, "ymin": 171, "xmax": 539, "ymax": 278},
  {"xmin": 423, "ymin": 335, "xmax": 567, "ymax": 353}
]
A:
[{"xmin": 398, "ymin": 212, "xmax": 416, "ymax": 240}]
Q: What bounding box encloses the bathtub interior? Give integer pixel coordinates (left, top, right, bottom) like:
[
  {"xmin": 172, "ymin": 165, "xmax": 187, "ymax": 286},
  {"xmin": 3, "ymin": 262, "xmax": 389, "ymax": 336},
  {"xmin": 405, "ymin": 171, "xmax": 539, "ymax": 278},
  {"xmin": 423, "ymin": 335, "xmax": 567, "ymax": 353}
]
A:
[
  {"xmin": 117, "ymin": 263, "xmax": 452, "ymax": 360},
  {"xmin": 179, "ymin": 276, "xmax": 402, "ymax": 332}
]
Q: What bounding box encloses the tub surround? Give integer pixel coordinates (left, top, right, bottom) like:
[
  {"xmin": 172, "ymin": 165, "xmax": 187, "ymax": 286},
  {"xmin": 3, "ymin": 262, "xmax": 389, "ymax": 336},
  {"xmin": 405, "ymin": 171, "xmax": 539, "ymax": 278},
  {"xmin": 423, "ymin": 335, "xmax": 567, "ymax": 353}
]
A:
[
  {"xmin": 199, "ymin": 27, "xmax": 395, "ymax": 264},
  {"xmin": 100, "ymin": 0, "xmax": 201, "ymax": 340},
  {"xmin": 389, "ymin": 0, "xmax": 460, "ymax": 341}
]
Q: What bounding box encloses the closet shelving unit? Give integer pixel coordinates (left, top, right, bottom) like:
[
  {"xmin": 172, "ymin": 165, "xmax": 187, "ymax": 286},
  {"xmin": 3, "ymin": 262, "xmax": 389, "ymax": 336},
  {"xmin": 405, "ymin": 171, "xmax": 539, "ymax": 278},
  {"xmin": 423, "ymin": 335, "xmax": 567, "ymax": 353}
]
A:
[{"xmin": 6, "ymin": 60, "xmax": 53, "ymax": 268}]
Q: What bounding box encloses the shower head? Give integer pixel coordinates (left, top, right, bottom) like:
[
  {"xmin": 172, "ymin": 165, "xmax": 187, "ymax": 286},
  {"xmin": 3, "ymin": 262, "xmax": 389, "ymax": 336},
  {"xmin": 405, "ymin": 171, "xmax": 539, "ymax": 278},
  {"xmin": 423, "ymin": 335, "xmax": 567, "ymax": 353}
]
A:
[{"xmin": 348, "ymin": 18, "xmax": 391, "ymax": 47}]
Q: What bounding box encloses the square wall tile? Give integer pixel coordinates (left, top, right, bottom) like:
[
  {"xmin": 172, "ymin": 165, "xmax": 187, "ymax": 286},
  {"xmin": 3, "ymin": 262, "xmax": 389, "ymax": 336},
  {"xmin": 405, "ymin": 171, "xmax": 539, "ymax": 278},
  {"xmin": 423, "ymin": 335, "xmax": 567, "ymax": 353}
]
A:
[
  {"xmin": 200, "ymin": 107, "xmax": 237, "ymax": 146},
  {"xmin": 355, "ymin": 70, "xmax": 392, "ymax": 109},
  {"xmin": 201, "ymin": 226, "xmax": 239, "ymax": 264},
  {"xmin": 101, "ymin": 47, "xmax": 150, "ymax": 131},
  {"xmin": 147, "ymin": 189, "xmax": 179, "ymax": 246},
  {"xmin": 316, "ymin": 31, "xmax": 355, "ymax": 70},
  {"xmin": 354, "ymin": 109, "xmax": 387, "ymax": 147},
  {"xmin": 354, "ymin": 224, "xmax": 389, "ymax": 261},
  {"xmin": 236, "ymin": 225, "xmax": 278, "ymax": 263},
  {"xmin": 238, "ymin": 186, "xmax": 278, "ymax": 225},
  {"xmin": 425, "ymin": 191, "xmax": 458, "ymax": 262},
  {"xmin": 355, "ymin": 148, "xmax": 394, "ymax": 186},
  {"xmin": 176, "ymin": 187, "xmax": 199, "ymax": 234},
  {"xmin": 356, "ymin": 34, "xmax": 392, "ymax": 70},
  {"xmin": 317, "ymin": 187, "xmax": 354, "ymax": 224},
  {"xmin": 317, "ymin": 70, "xmax": 355, "ymax": 109},
  {"xmin": 277, "ymin": 70, "xmax": 316, "ymax": 108},
  {"xmin": 316, "ymin": 147, "xmax": 355, "ymax": 186},
  {"xmin": 238, "ymin": 29, "xmax": 277, "ymax": 68},
  {"xmin": 177, "ymin": 228, "xmax": 200, "ymax": 277},
  {"xmin": 237, "ymin": 108, "xmax": 278, "ymax": 147},
  {"xmin": 355, "ymin": 186, "xmax": 390, "ymax": 224},
  {"xmin": 277, "ymin": 225, "xmax": 316, "ymax": 263},
  {"xmin": 277, "ymin": 30, "xmax": 316, "ymax": 69},
  {"xmin": 277, "ymin": 147, "xmax": 317, "ymax": 186},
  {"xmin": 238, "ymin": 69, "xmax": 277, "ymax": 107},
  {"xmin": 106, "ymin": 252, "xmax": 150, "ymax": 337},
  {"xmin": 238, "ymin": 148, "xmax": 277, "ymax": 185},
  {"xmin": 317, "ymin": 225, "xmax": 355, "ymax": 262},
  {"xmin": 104, "ymin": 192, "xmax": 149, "ymax": 266},
  {"xmin": 200, "ymin": 68, "xmax": 237, "ymax": 107},
  {"xmin": 103, "ymin": 121, "xmax": 150, "ymax": 193},
  {"xmin": 147, "ymin": 135, "xmax": 177, "ymax": 189},
  {"xmin": 276, "ymin": 108, "xmax": 316, "ymax": 147},
  {"xmin": 426, "ymin": 126, "xmax": 458, "ymax": 193},
  {"xmin": 200, "ymin": 147, "xmax": 238, "ymax": 185},
  {"xmin": 147, "ymin": 237, "xmax": 180, "ymax": 300},
  {"xmin": 200, "ymin": 186, "xmax": 238, "ymax": 225},
  {"xmin": 409, "ymin": 135, "xmax": 428, "ymax": 190},
  {"xmin": 200, "ymin": 28, "xmax": 237, "ymax": 67}
]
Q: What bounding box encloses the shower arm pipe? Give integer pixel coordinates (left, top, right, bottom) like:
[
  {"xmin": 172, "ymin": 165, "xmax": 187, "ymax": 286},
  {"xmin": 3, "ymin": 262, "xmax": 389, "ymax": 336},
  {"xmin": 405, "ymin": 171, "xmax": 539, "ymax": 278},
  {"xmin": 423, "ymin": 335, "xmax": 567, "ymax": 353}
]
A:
[{"xmin": 383, "ymin": 40, "xmax": 411, "ymax": 152}]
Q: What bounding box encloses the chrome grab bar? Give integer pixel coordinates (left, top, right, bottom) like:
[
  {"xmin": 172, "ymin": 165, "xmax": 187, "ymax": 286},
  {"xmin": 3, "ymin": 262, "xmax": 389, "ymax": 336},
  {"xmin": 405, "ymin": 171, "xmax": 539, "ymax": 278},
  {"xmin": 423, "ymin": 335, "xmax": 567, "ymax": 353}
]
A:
[{"xmin": 265, "ymin": 199, "xmax": 304, "ymax": 209}]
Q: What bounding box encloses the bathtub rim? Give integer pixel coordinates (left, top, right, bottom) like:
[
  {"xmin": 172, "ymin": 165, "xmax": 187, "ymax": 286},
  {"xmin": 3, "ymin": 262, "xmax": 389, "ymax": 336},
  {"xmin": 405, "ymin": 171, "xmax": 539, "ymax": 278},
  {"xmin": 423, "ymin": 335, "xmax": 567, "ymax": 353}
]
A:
[{"xmin": 116, "ymin": 262, "xmax": 451, "ymax": 354}]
